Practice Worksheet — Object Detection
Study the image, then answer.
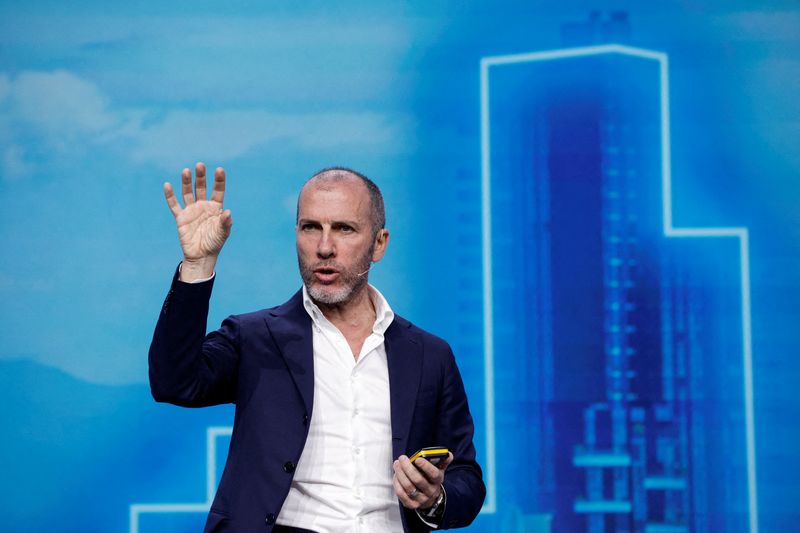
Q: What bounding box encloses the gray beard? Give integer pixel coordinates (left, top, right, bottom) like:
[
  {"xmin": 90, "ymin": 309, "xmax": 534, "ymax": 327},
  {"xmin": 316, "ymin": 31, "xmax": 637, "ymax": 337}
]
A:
[
  {"xmin": 306, "ymin": 273, "xmax": 367, "ymax": 305},
  {"xmin": 299, "ymin": 245, "xmax": 374, "ymax": 306}
]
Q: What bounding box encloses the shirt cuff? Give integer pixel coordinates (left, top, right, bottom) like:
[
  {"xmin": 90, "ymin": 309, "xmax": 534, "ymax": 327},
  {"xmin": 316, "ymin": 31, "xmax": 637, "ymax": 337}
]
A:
[
  {"xmin": 178, "ymin": 262, "xmax": 216, "ymax": 284},
  {"xmin": 415, "ymin": 485, "xmax": 446, "ymax": 529}
]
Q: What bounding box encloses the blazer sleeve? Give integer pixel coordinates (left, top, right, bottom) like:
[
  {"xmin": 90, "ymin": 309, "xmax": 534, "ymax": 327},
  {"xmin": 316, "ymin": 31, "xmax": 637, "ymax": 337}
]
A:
[
  {"xmin": 435, "ymin": 346, "xmax": 486, "ymax": 529},
  {"xmin": 148, "ymin": 268, "xmax": 240, "ymax": 407}
]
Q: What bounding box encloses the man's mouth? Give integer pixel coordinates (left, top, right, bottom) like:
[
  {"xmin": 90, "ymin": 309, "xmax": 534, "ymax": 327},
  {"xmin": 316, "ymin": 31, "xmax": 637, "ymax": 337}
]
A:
[{"xmin": 313, "ymin": 267, "xmax": 340, "ymax": 283}]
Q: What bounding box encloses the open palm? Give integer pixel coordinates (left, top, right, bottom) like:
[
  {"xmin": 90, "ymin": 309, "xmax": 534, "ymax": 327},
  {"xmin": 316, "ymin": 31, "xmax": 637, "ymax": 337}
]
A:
[{"xmin": 164, "ymin": 163, "xmax": 233, "ymax": 261}]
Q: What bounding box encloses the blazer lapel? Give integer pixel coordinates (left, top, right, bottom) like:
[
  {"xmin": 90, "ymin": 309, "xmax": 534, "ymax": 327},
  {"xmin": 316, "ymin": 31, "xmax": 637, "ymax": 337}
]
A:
[
  {"xmin": 385, "ymin": 316, "xmax": 423, "ymax": 458},
  {"xmin": 265, "ymin": 290, "xmax": 315, "ymax": 416}
]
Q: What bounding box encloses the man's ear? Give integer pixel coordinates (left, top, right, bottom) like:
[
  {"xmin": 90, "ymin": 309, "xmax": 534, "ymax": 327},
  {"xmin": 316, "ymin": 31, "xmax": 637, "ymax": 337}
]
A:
[{"xmin": 372, "ymin": 228, "xmax": 389, "ymax": 262}]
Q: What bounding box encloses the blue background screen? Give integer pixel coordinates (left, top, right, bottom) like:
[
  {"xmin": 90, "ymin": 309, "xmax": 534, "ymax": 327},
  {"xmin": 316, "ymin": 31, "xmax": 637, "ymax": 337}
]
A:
[{"xmin": 1, "ymin": 2, "xmax": 798, "ymax": 531}]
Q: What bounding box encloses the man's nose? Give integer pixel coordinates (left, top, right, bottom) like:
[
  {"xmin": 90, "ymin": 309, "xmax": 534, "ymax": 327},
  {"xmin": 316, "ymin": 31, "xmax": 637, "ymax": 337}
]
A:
[{"xmin": 317, "ymin": 229, "xmax": 335, "ymax": 258}]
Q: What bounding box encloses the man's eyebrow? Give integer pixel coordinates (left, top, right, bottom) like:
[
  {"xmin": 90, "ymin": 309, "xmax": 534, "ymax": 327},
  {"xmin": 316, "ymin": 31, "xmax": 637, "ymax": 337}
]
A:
[
  {"xmin": 331, "ymin": 220, "xmax": 361, "ymax": 228},
  {"xmin": 297, "ymin": 218, "xmax": 362, "ymax": 227}
]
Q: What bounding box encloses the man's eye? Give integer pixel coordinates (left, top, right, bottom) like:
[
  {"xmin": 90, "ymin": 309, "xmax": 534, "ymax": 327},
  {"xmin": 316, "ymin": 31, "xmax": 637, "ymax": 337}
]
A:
[
  {"xmin": 301, "ymin": 224, "xmax": 317, "ymax": 231},
  {"xmin": 340, "ymin": 225, "xmax": 354, "ymax": 233}
]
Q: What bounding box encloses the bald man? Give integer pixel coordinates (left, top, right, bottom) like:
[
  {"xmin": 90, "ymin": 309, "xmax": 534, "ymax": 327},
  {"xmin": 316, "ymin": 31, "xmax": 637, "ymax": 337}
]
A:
[{"xmin": 150, "ymin": 164, "xmax": 485, "ymax": 533}]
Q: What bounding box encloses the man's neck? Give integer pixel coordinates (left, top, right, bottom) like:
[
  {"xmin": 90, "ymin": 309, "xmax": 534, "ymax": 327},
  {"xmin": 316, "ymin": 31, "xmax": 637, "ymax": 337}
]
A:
[{"xmin": 315, "ymin": 284, "xmax": 376, "ymax": 332}]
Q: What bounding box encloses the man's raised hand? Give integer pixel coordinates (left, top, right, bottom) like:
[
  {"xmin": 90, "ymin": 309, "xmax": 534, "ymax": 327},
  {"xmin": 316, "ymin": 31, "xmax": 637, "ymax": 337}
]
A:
[{"xmin": 164, "ymin": 162, "xmax": 233, "ymax": 282}]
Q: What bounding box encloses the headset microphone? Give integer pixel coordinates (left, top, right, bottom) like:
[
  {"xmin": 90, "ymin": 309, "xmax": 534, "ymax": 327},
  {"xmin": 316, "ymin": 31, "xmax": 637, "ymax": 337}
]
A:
[{"xmin": 357, "ymin": 265, "xmax": 372, "ymax": 277}]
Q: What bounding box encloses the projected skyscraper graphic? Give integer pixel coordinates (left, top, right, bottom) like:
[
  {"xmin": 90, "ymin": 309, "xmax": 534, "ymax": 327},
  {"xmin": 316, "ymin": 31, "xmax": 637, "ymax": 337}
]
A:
[
  {"xmin": 481, "ymin": 46, "xmax": 755, "ymax": 532},
  {"xmin": 128, "ymin": 46, "xmax": 756, "ymax": 533},
  {"xmin": 129, "ymin": 427, "xmax": 231, "ymax": 533}
]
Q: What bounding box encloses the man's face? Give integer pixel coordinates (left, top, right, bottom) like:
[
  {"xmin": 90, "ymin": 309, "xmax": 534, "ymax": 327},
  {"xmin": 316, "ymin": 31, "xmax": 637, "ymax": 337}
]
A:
[{"xmin": 296, "ymin": 176, "xmax": 387, "ymax": 305}]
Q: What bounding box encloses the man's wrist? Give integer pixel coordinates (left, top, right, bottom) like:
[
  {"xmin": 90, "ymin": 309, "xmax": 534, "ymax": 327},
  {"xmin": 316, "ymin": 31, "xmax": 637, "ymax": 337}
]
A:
[
  {"xmin": 420, "ymin": 485, "xmax": 446, "ymax": 517},
  {"xmin": 179, "ymin": 257, "xmax": 217, "ymax": 282}
]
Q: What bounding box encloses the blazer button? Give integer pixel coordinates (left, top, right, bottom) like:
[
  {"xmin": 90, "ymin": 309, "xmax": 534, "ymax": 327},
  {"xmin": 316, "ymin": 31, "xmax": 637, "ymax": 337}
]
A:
[
  {"xmin": 265, "ymin": 513, "xmax": 276, "ymax": 525},
  {"xmin": 283, "ymin": 461, "xmax": 296, "ymax": 473},
  {"xmin": 303, "ymin": 413, "xmax": 309, "ymax": 425}
]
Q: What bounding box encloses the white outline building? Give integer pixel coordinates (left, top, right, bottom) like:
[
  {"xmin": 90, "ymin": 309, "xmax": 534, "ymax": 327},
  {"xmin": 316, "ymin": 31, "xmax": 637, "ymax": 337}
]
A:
[
  {"xmin": 129, "ymin": 426, "xmax": 232, "ymax": 533},
  {"xmin": 479, "ymin": 44, "xmax": 758, "ymax": 532},
  {"xmin": 129, "ymin": 43, "xmax": 758, "ymax": 533}
]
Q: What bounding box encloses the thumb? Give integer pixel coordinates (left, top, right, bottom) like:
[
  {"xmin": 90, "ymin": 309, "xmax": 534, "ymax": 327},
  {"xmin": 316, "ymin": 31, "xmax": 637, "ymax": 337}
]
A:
[
  {"xmin": 440, "ymin": 452, "xmax": 454, "ymax": 470},
  {"xmin": 221, "ymin": 209, "xmax": 233, "ymax": 230}
]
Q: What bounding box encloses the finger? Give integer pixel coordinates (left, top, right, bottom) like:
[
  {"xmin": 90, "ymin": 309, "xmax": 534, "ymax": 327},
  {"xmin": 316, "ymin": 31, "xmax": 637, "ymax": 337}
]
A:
[
  {"xmin": 163, "ymin": 182, "xmax": 182, "ymax": 217},
  {"xmin": 194, "ymin": 162, "xmax": 207, "ymax": 201},
  {"xmin": 393, "ymin": 463, "xmax": 424, "ymax": 509},
  {"xmin": 221, "ymin": 209, "xmax": 233, "ymax": 236},
  {"xmin": 423, "ymin": 452, "xmax": 454, "ymax": 473},
  {"xmin": 210, "ymin": 167, "xmax": 226, "ymax": 204},
  {"xmin": 412, "ymin": 457, "xmax": 442, "ymax": 482},
  {"xmin": 440, "ymin": 452, "xmax": 454, "ymax": 470},
  {"xmin": 395, "ymin": 464, "xmax": 438, "ymax": 509},
  {"xmin": 410, "ymin": 458, "xmax": 446, "ymax": 508},
  {"xmin": 181, "ymin": 168, "xmax": 194, "ymax": 206},
  {"xmin": 393, "ymin": 474, "xmax": 417, "ymax": 509},
  {"xmin": 399, "ymin": 456, "xmax": 436, "ymax": 496},
  {"xmin": 221, "ymin": 209, "xmax": 233, "ymax": 229},
  {"xmin": 393, "ymin": 459, "xmax": 417, "ymax": 495}
]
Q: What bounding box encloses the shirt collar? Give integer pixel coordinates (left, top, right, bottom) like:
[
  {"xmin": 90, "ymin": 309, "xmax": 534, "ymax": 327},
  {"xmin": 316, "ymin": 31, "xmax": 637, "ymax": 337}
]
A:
[{"xmin": 301, "ymin": 284, "xmax": 395, "ymax": 335}]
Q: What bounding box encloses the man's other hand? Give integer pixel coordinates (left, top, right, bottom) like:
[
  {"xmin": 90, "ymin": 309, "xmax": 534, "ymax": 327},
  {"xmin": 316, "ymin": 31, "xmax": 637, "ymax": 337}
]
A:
[
  {"xmin": 163, "ymin": 162, "xmax": 232, "ymax": 281},
  {"xmin": 392, "ymin": 452, "xmax": 453, "ymax": 510}
]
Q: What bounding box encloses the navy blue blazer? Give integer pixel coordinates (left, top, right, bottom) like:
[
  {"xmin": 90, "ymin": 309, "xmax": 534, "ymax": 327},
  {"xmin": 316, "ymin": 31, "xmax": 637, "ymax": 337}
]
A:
[{"xmin": 149, "ymin": 272, "xmax": 485, "ymax": 532}]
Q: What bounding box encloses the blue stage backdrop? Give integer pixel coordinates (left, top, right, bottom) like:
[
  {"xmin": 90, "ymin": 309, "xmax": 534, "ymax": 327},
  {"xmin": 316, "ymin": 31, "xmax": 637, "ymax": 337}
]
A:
[{"xmin": 1, "ymin": 2, "xmax": 798, "ymax": 532}]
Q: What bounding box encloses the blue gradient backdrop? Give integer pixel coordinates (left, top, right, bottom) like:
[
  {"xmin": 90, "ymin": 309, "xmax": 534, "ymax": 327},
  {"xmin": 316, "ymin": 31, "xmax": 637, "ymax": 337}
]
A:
[{"xmin": 1, "ymin": 1, "xmax": 798, "ymax": 532}]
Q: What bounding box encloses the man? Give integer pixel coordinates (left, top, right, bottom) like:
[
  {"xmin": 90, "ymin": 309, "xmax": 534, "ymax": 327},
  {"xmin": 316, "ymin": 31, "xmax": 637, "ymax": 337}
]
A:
[{"xmin": 150, "ymin": 163, "xmax": 485, "ymax": 532}]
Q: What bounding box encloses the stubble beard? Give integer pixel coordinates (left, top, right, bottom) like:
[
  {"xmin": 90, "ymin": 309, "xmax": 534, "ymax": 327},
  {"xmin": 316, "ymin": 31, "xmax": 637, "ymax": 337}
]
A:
[{"xmin": 299, "ymin": 244, "xmax": 374, "ymax": 306}]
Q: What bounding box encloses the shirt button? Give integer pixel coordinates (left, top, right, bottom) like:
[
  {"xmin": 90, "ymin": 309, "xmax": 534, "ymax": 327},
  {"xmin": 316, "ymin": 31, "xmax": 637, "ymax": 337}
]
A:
[
  {"xmin": 352, "ymin": 408, "xmax": 359, "ymax": 417},
  {"xmin": 283, "ymin": 461, "xmax": 296, "ymax": 473},
  {"xmin": 353, "ymin": 447, "xmax": 361, "ymax": 455}
]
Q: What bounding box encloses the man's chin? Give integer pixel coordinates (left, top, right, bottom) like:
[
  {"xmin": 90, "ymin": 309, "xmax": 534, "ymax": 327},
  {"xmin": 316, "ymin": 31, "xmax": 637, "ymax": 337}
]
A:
[{"xmin": 308, "ymin": 284, "xmax": 351, "ymax": 305}]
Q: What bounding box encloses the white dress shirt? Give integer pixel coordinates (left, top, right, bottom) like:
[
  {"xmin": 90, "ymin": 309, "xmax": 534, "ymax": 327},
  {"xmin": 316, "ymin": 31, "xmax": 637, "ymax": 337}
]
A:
[
  {"xmin": 276, "ymin": 284, "xmax": 404, "ymax": 533},
  {"xmin": 182, "ymin": 268, "xmax": 441, "ymax": 530}
]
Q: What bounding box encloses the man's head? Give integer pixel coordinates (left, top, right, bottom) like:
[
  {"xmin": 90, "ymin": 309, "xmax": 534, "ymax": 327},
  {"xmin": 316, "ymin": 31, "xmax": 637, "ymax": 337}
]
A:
[
  {"xmin": 296, "ymin": 167, "xmax": 389, "ymax": 306},
  {"xmin": 296, "ymin": 167, "xmax": 385, "ymax": 233}
]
